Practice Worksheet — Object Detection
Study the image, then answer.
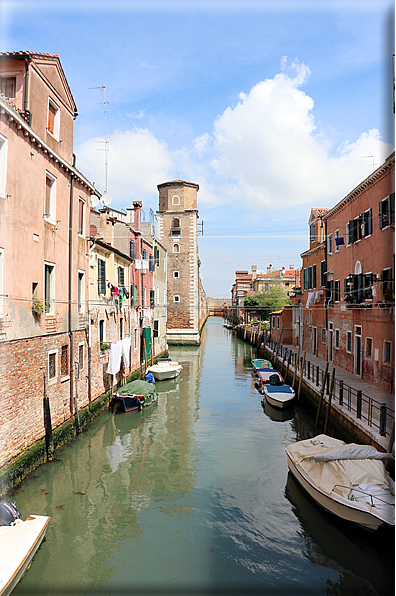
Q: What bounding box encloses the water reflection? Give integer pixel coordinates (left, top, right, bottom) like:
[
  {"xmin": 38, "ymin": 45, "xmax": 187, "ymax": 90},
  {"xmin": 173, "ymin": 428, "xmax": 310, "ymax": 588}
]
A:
[{"xmin": 9, "ymin": 317, "xmax": 395, "ymax": 596}]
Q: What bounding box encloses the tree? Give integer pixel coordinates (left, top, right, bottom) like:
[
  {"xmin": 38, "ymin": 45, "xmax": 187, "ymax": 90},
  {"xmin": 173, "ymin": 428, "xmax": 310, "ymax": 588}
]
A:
[{"xmin": 244, "ymin": 282, "xmax": 291, "ymax": 320}]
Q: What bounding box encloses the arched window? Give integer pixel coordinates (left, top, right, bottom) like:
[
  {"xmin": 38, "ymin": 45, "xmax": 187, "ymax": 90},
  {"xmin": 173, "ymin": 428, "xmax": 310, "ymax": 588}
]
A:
[
  {"xmin": 173, "ymin": 217, "xmax": 180, "ymax": 228},
  {"xmin": 172, "ymin": 195, "xmax": 180, "ymax": 206},
  {"xmin": 173, "ymin": 244, "xmax": 180, "ymax": 253}
]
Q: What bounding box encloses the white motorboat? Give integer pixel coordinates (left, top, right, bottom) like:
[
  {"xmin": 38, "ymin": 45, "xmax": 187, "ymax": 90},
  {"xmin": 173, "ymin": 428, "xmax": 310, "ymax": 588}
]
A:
[
  {"xmin": 262, "ymin": 383, "xmax": 295, "ymax": 409},
  {"xmin": 0, "ymin": 504, "xmax": 50, "ymax": 596},
  {"xmin": 285, "ymin": 435, "xmax": 395, "ymax": 531},
  {"xmin": 146, "ymin": 358, "xmax": 182, "ymax": 381}
]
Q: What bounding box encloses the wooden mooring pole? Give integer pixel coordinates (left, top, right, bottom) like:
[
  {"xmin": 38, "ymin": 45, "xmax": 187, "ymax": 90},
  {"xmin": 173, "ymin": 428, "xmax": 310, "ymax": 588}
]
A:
[
  {"xmin": 297, "ymin": 350, "xmax": 306, "ymax": 401},
  {"xmin": 323, "ymin": 368, "xmax": 336, "ymax": 434},
  {"xmin": 43, "ymin": 372, "xmax": 54, "ymax": 461},
  {"xmin": 292, "ymin": 347, "xmax": 300, "ymax": 390},
  {"xmin": 315, "ymin": 362, "xmax": 329, "ymax": 427}
]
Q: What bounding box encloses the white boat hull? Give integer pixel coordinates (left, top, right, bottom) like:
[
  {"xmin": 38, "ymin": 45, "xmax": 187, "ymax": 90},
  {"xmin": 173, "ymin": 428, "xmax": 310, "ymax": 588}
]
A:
[
  {"xmin": 146, "ymin": 362, "xmax": 182, "ymax": 381},
  {"xmin": 0, "ymin": 515, "xmax": 50, "ymax": 596},
  {"xmin": 262, "ymin": 385, "xmax": 295, "ymax": 409},
  {"xmin": 286, "ymin": 453, "xmax": 391, "ymax": 531}
]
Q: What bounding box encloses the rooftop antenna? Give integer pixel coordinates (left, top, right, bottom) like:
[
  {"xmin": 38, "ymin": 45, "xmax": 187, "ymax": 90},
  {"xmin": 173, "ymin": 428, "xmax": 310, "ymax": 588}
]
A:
[{"xmin": 89, "ymin": 85, "xmax": 113, "ymax": 206}]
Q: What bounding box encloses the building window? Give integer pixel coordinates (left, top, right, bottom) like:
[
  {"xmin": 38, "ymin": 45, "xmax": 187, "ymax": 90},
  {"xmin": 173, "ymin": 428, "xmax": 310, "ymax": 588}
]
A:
[
  {"xmin": 47, "ymin": 98, "xmax": 60, "ymax": 138},
  {"xmin": 312, "ymin": 264, "xmax": 316, "ymax": 289},
  {"xmin": 272, "ymin": 316, "xmax": 275, "ymax": 328},
  {"xmin": 78, "ymin": 198, "xmax": 85, "ymax": 236},
  {"xmin": 78, "ymin": 270, "xmax": 84, "ymax": 314},
  {"xmin": 346, "ymin": 222, "xmax": 350, "ymax": 246},
  {"xmin": 48, "ymin": 350, "xmax": 57, "ymax": 382},
  {"xmin": 0, "ymin": 134, "xmax": 7, "ymax": 199},
  {"xmin": 153, "ymin": 320, "xmax": 159, "ymax": 338},
  {"xmin": 320, "ymin": 261, "xmax": 326, "ymax": 287},
  {"xmin": 383, "ymin": 341, "xmax": 392, "ymax": 365},
  {"xmin": 277, "ymin": 316, "xmax": 280, "ymax": 329},
  {"xmin": 61, "ymin": 344, "xmax": 69, "ymax": 377},
  {"xmin": 173, "ymin": 271, "xmax": 179, "ymax": 278},
  {"xmin": 379, "ymin": 194, "xmax": 395, "ymax": 229},
  {"xmin": 150, "ymin": 289, "xmax": 155, "ymax": 307},
  {"xmin": 365, "ymin": 337, "xmax": 373, "ymax": 359},
  {"xmin": 99, "ymin": 319, "xmax": 104, "ymax": 344},
  {"xmin": 309, "ymin": 223, "xmax": 315, "ymax": 242},
  {"xmin": 381, "ymin": 268, "xmax": 392, "ymax": 298},
  {"xmin": 171, "ymin": 229, "xmax": 181, "ymax": 238},
  {"xmin": 335, "ymin": 329, "xmax": 340, "ymax": 349},
  {"xmin": 149, "ymin": 255, "xmax": 155, "ymax": 272},
  {"xmin": 174, "ymin": 295, "xmax": 180, "ymax": 302},
  {"xmin": 120, "ymin": 319, "xmax": 123, "ymax": 340},
  {"xmin": 346, "ymin": 331, "xmax": 352, "ymax": 353},
  {"xmin": 172, "ymin": 195, "xmax": 180, "ymax": 205},
  {"xmin": 173, "ymin": 244, "xmax": 180, "ymax": 253},
  {"xmin": 172, "ymin": 217, "xmax": 180, "ymax": 228},
  {"xmin": 98, "ymin": 258, "xmax": 106, "ymax": 295},
  {"xmin": 78, "ymin": 343, "xmax": 84, "ymax": 372},
  {"xmin": 0, "ymin": 76, "xmax": 16, "ymax": 98},
  {"xmin": 154, "ymin": 246, "xmax": 160, "ymax": 267},
  {"xmin": 118, "ymin": 266, "xmax": 125, "ymax": 288},
  {"xmin": 334, "ymin": 280, "xmax": 340, "ymax": 302},
  {"xmin": 44, "ymin": 172, "xmax": 56, "ymax": 223},
  {"xmin": 134, "ymin": 328, "xmax": 137, "ymax": 350},
  {"xmin": 334, "ymin": 229, "xmax": 339, "ymax": 252},
  {"xmin": 143, "ymin": 286, "xmax": 146, "ymax": 306},
  {"xmin": 130, "ymin": 241, "xmax": 136, "ymax": 261},
  {"xmin": 321, "ymin": 328, "xmax": 326, "ymax": 343},
  {"xmin": 131, "ymin": 284, "xmax": 138, "ymax": 307},
  {"xmin": 328, "ymin": 234, "xmax": 333, "ymax": 255},
  {"xmin": 362, "ymin": 209, "xmax": 372, "ymax": 237},
  {"xmin": 44, "ymin": 262, "xmax": 55, "ymax": 314}
]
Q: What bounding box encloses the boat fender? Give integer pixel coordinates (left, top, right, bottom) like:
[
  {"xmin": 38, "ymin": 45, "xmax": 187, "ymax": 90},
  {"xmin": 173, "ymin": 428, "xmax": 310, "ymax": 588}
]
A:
[{"xmin": 0, "ymin": 501, "xmax": 21, "ymax": 526}]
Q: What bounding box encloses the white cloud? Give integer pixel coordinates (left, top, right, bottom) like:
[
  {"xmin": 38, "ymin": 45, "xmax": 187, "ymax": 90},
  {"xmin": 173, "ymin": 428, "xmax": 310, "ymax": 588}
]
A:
[
  {"xmin": 76, "ymin": 127, "xmax": 173, "ymax": 207},
  {"xmin": 210, "ymin": 58, "xmax": 393, "ymax": 210},
  {"xmin": 76, "ymin": 58, "xmax": 393, "ymax": 217}
]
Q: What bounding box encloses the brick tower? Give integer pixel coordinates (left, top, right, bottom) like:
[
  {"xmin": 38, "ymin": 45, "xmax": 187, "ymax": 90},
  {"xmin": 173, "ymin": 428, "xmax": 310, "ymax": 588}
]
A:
[{"xmin": 157, "ymin": 180, "xmax": 200, "ymax": 344}]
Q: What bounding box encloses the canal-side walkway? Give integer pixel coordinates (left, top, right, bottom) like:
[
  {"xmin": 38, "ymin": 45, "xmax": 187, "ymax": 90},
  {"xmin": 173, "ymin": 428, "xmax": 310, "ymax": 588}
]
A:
[{"xmin": 236, "ymin": 325, "xmax": 394, "ymax": 452}]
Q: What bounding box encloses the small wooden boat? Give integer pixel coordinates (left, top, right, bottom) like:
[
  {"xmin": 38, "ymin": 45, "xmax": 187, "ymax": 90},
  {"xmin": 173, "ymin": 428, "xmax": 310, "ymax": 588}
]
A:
[
  {"xmin": 285, "ymin": 435, "xmax": 395, "ymax": 531},
  {"xmin": 146, "ymin": 358, "xmax": 182, "ymax": 381},
  {"xmin": 0, "ymin": 503, "xmax": 50, "ymax": 596},
  {"xmin": 111, "ymin": 379, "xmax": 158, "ymax": 413},
  {"xmin": 262, "ymin": 382, "xmax": 295, "ymax": 409},
  {"xmin": 251, "ymin": 359, "xmax": 273, "ymax": 374}
]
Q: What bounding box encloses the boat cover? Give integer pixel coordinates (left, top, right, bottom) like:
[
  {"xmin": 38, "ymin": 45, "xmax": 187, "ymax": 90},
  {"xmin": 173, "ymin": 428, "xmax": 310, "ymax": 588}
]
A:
[
  {"xmin": 313, "ymin": 448, "xmax": 394, "ymax": 462},
  {"xmin": 265, "ymin": 385, "xmax": 294, "ymax": 394},
  {"xmin": 286, "ymin": 435, "xmax": 393, "ymax": 498},
  {"xmin": 257, "ymin": 370, "xmax": 283, "ymax": 382},
  {"xmin": 117, "ymin": 380, "xmax": 156, "ymax": 397}
]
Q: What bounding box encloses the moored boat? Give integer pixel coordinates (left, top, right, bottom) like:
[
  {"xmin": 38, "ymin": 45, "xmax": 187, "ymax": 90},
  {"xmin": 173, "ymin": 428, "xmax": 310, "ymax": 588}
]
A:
[
  {"xmin": 285, "ymin": 434, "xmax": 395, "ymax": 531},
  {"xmin": 251, "ymin": 359, "xmax": 273, "ymax": 374},
  {"xmin": 146, "ymin": 358, "xmax": 182, "ymax": 381},
  {"xmin": 262, "ymin": 382, "xmax": 295, "ymax": 409},
  {"xmin": 0, "ymin": 502, "xmax": 50, "ymax": 596},
  {"xmin": 111, "ymin": 379, "xmax": 158, "ymax": 413}
]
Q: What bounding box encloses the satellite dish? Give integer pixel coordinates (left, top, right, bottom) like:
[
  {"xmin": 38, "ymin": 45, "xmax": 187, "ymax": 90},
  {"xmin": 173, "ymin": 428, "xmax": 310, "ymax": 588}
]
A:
[
  {"xmin": 100, "ymin": 193, "xmax": 112, "ymax": 207},
  {"xmin": 90, "ymin": 195, "xmax": 99, "ymax": 208},
  {"xmin": 90, "ymin": 224, "xmax": 98, "ymax": 237}
]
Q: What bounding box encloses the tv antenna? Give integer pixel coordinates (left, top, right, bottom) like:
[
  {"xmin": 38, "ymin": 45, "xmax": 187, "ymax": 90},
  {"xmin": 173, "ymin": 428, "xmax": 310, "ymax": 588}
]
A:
[{"xmin": 89, "ymin": 85, "xmax": 113, "ymax": 204}]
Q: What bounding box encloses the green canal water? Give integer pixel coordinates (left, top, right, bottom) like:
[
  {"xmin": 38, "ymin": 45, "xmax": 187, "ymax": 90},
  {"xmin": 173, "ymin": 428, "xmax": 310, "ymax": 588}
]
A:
[{"xmin": 10, "ymin": 317, "xmax": 394, "ymax": 595}]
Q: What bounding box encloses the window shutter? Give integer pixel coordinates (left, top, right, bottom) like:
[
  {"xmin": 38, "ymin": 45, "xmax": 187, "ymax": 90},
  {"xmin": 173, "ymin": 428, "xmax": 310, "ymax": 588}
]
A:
[
  {"xmin": 98, "ymin": 259, "xmax": 106, "ymax": 295},
  {"xmin": 390, "ymin": 193, "xmax": 395, "ymax": 225},
  {"xmin": 150, "ymin": 289, "xmax": 155, "ymax": 307},
  {"xmin": 379, "ymin": 200, "xmax": 384, "ymax": 230},
  {"xmin": 312, "ymin": 264, "xmax": 317, "ymax": 289},
  {"xmin": 130, "ymin": 241, "xmax": 136, "ymax": 261},
  {"xmin": 149, "ymin": 255, "xmax": 155, "ymax": 272}
]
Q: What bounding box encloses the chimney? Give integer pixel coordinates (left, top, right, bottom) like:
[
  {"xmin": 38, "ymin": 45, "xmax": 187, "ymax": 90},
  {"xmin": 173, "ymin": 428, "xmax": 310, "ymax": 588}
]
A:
[
  {"xmin": 290, "ymin": 264, "xmax": 294, "ymax": 271},
  {"xmin": 133, "ymin": 201, "xmax": 142, "ymax": 231}
]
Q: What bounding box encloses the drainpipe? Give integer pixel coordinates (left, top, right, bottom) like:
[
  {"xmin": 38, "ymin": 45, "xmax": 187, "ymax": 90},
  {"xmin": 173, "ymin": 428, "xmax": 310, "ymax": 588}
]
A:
[
  {"xmin": 87, "ymin": 239, "xmax": 96, "ymax": 409},
  {"xmin": 69, "ymin": 154, "xmax": 76, "ymax": 419},
  {"xmin": 24, "ymin": 57, "xmax": 32, "ymax": 126}
]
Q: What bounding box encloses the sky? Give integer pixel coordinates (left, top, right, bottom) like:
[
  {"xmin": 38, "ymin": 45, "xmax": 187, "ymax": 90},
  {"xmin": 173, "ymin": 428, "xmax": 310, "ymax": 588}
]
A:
[{"xmin": 1, "ymin": 0, "xmax": 394, "ymax": 298}]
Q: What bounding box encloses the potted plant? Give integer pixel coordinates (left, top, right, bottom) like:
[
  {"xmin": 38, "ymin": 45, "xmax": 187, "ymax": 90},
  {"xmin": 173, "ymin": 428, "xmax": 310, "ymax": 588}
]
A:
[{"xmin": 32, "ymin": 295, "xmax": 45, "ymax": 318}]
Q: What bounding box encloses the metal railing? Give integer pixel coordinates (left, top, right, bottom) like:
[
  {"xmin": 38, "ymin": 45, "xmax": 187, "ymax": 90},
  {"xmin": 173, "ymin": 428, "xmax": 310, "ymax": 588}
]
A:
[{"xmin": 262, "ymin": 336, "xmax": 394, "ymax": 439}]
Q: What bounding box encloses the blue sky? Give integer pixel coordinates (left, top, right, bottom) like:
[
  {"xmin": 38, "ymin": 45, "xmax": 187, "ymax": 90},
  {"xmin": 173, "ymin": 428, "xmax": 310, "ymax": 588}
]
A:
[{"xmin": 1, "ymin": 0, "xmax": 394, "ymax": 297}]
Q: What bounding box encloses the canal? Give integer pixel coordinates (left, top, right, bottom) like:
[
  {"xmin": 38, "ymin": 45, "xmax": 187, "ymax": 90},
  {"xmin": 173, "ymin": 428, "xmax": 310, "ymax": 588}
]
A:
[{"xmin": 11, "ymin": 317, "xmax": 394, "ymax": 595}]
